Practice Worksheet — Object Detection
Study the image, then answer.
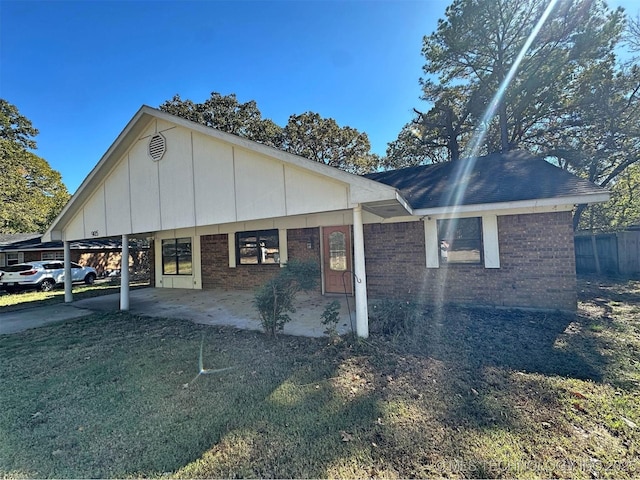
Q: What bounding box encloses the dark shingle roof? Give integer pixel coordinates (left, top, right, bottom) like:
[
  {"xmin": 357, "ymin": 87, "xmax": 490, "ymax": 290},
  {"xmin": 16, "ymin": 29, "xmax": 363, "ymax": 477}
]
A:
[
  {"xmin": 0, "ymin": 237, "xmax": 149, "ymax": 252},
  {"xmin": 0, "ymin": 233, "xmax": 42, "ymax": 247},
  {"xmin": 365, "ymin": 150, "xmax": 606, "ymax": 210}
]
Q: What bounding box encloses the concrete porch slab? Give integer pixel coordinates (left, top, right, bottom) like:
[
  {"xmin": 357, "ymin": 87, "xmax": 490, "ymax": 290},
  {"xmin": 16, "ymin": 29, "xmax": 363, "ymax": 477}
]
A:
[{"xmin": 73, "ymin": 287, "xmax": 356, "ymax": 337}]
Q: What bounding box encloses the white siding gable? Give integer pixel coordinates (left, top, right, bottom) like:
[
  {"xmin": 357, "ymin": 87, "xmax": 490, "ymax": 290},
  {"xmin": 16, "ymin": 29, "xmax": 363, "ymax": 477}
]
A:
[
  {"xmin": 60, "ymin": 117, "xmax": 354, "ymax": 240},
  {"xmin": 234, "ymin": 148, "xmax": 287, "ymax": 220}
]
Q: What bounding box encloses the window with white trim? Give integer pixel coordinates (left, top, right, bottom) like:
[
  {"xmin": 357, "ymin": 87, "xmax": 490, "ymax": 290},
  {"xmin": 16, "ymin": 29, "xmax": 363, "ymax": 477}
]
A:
[
  {"xmin": 437, "ymin": 217, "xmax": 483, "ymax": 264},
  {"xmin": 6, "ymin": 252, "xmax": 22, "ymax": 266},
  {"xmin": 42, "ymin": 251, "xmax": 65, "ymax": 261}
]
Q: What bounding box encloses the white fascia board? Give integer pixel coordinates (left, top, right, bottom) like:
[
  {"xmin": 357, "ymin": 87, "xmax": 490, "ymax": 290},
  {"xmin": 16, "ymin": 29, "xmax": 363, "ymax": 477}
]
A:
[
  {"xmin": 413, "ymin": 192, "xmax": 610, "ymax": 218},
  {"xmin": 395, "ymin": 191, "xmax": 414, "ymax": 216}
]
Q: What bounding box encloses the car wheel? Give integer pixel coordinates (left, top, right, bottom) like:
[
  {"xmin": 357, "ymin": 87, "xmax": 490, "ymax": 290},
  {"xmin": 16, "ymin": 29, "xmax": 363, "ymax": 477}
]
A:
[
  {"xmin": 40, "ymin": 279, "xmax": 55, "ymax": 292},
  {"xmin": 84, "ymin": 273, "xmax": 96, "ymax": 285}
]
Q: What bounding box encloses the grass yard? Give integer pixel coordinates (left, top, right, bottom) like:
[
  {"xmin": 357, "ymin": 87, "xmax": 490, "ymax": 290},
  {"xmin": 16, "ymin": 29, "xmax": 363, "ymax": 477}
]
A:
[
  {"xmin": 0, "ymin": 276, "xmax": 638, "ymax": 478},
  {"xmin": 0, "ymin": 280, "xmax": 149, "ymax": 312}
]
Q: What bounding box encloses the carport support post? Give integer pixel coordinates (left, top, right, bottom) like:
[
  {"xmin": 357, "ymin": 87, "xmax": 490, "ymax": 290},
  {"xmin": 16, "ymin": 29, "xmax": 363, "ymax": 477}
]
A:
[
  {"xmin": 63, "ymin": 241, "xmax": 72, "ymax": 303},
  {"xmin": 353, "ymin": 205, "xmax": 369, "ymax": 338},
  {"xmin": 120, "ymin": 234, "xmax": 130, "ymax": 311}
]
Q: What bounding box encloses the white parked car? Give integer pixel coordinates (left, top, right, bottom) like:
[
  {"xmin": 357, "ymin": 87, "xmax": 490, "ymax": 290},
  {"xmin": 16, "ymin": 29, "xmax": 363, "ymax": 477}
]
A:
[{"xmin": 0, "ymin": 261, "xmax": 97, "ymax": 293}]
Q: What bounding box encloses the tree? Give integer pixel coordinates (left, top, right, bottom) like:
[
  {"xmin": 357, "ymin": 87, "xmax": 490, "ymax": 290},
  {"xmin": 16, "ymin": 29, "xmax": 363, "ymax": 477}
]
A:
[
  {"xmin": 548, "ymin": 58, "xmax": 640, "ymax": 230},
  {"xmin": 385, "ymin": 85, "xmax": 475, "ymax": 168},
  {"xmin": 423, "ymin": 0, "xmax": 624, "ymax": 154},
  {"xmin": 159, "ymin": 92, "xmax": 283, "ymax": 148},
  {"xmin": 387, "ymin": 0, "xmax": 625, "ymax": 164},
  {"xmin": 282, "ymin": 112, "xmax": 379, "ymax": 174},
  {"xmin": 0, "ymin": 100, "xmax": 70, "ymax": 234},
  {"xmin": 626, "ymin": 12, "xmax": 640, "ymax": 54},
  {"xmin": 0, "ymin": 99, "xmax": 38, "ymax": 150},
  {"xmin": 160, "ymin": 93, "xmax": 380, "ymax": 174},
  {"xmin": 387, "ymin": 0, "xmax": 639, "ymax": 230},
  {"xmin": 579, "ymin": 163, "xmax": 640, "ymax": 231}
]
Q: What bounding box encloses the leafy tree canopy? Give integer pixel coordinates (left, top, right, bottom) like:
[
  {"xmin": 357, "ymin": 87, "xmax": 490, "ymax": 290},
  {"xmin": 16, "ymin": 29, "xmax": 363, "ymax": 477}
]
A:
[
  {"xmin": 283, "ymin": 112, "xmax": 379, "ymax": 174},
  {"xmin": 159, "ymin": 92, "xmax": 379, "ymax": 174},
  {"xmin": 0, "ymin": 100, "xmax": 70, "ymax": 234},
  {"xmin": 0, "ymin": 99, "xmax": 39, "ymax": 150},
  {"xmin": 385, "ymin": 0, "xmax": 639, "ymax": 230}
]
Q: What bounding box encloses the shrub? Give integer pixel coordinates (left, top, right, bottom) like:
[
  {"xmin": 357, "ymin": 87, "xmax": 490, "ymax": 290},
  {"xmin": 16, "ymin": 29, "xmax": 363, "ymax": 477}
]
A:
[
  {"xmin": 254, "ymin": 259, "xmax": 320, "ymax": 336},
  {"xmin": 321, "ymin": 300, "xmax": 342, "ymax": 337},
  {"xmin": 369, "ymin": 299, "xmax": 421, "ymax": 336}
]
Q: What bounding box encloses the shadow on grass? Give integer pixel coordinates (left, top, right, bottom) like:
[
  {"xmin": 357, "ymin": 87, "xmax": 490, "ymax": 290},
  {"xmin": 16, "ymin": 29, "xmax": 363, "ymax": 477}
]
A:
[
  {"xmin": 0, "ymin": 313, "xmax": 386, "ymax": 478},
  {"xmin": 413, "ymin": 307, "xmax": 604, "ymax": 382},
  {"xmin": 1, "ymin": 278, "xmax": 636, "ymax": 478}
]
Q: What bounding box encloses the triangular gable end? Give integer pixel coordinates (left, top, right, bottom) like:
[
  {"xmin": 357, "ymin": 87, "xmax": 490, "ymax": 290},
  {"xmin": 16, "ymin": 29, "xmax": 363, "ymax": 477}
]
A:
[{"xmin": 45, "ymin": 107, "xmax": 405, "ymax": 242}]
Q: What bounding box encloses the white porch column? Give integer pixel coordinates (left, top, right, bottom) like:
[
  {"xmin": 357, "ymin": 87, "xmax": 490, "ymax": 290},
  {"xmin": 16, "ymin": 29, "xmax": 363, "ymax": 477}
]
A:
[
  {"xmin": 120, "ymin": 234, "xmax": 130, "ymax": 311},
  {"xmin": 352, "ymin": 205, "xmax": 369, "ymax": 338},
  {"xmin": 63, "ymin": 240, "xmax": 72, "ymax": 303}
]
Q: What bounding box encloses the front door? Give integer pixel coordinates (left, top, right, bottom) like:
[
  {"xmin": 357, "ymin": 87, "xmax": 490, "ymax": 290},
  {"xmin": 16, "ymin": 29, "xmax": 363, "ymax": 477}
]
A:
[{"xmin": 323, "ymin": 226, "xmax": 353, "ymax": 294}]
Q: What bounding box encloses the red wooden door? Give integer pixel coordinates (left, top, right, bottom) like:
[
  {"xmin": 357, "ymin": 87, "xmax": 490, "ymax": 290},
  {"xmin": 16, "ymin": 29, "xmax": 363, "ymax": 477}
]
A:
[{"xmin": 323, "ymin": 226, "xmax": 353, "ymax": 294}]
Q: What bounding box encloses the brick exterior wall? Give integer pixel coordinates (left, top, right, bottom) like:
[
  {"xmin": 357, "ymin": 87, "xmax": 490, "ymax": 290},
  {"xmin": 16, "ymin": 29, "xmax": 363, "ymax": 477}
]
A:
[
  {"xmin": 363, "ymin": 211, "xmax": 577, "ymax": 311},
  {"xmin": 201, "ymin": 228, "xmax": 321, "ymax": 291},
  {"xmin": 22, "ymin": 250, "xmax": 92, "ymax": 265},
  {"xmin": 198, "ymin": 212, "xmax": 576, "ymax": 310}
]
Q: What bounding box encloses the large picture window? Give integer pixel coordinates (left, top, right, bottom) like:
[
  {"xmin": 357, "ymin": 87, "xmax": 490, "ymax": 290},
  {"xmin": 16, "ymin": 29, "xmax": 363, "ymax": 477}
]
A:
[
  {"xmin": 437, "ymin": 217, "xmax": 482, "ymax": 264},
  {"xmin": 236, "ymin": 229, "xmax": 280, "ymax": 265},
  {"xmin": 162, "ymin": 238, "xmax": 192, "ymax": 275}
]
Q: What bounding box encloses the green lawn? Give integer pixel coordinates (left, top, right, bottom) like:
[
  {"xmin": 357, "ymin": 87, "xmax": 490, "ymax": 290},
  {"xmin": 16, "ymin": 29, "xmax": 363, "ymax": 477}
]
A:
[
  {"xmin": 0, "ymin": 280, "xmax": 149, "ymax": 311},
  {"xmin": 0, "ymin": 277, "xmax": 638, "ymax": 478}
]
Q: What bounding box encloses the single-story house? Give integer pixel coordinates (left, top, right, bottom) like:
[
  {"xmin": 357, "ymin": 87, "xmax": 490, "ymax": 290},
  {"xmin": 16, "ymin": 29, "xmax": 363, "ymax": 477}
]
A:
[
  {"xmin": 42, "ymin": 106, "xmax": 608, "ymax": 337},
  {"xmin": 0, "ymin": 234, "xmax": 148, "ymax": 276}
]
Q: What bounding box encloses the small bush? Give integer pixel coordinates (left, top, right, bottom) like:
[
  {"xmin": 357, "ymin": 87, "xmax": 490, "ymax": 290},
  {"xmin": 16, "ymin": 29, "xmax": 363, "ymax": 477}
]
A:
[
  {"xmin": 321, "ymin": 300, "xmax": 342, "ymax": 337},
  {"xmin": 254, "ymin": 259, "xmax": 320, "ymax": 336},
  {"xmin": 369, "ymin": 298, "xmax": 421, "ymax": 336}
]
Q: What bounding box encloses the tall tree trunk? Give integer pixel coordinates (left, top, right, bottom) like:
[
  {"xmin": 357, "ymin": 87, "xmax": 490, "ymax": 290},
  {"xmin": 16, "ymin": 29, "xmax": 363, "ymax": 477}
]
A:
[
  {"xmin": 573, "ymin": 204, "xmax": 588, "ymax": 231},
  {"xmin": 499, "ymin": 101, "xmax": 509, "ymax": 151},
  {"xmin": 444, "ymin": 107, "xmax": 460, "ymax": 161}
]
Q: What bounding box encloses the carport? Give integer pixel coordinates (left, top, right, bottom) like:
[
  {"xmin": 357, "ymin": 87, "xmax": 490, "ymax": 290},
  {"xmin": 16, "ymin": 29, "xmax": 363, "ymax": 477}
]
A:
[{"xmin": 41, "ymin": 106, "xmax": 411, "ymax": 338}]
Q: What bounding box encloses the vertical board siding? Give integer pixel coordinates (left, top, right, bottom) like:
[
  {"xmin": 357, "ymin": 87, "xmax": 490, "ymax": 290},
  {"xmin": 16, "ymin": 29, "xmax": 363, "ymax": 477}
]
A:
[
  {"xmin": 158, "ymin": 127, "xmax": 195, "ymax": 230},
  {"xmin": 192, "ymin": 132, "xmax": 236, "ymax": 226},
  {"xmin": 129, "ymin": 136, "xmax": 162, "ymax": 233}
]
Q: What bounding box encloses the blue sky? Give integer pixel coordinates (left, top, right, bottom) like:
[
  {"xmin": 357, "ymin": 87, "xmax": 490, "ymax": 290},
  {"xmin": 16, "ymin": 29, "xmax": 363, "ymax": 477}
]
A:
[{"xmin": 1, "ymin": 0, "xmax": 637, "ymax": 194}]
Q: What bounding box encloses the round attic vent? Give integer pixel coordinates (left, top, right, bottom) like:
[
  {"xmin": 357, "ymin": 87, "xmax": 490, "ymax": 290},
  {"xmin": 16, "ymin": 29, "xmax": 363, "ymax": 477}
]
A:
[{"xmin": 148, "ymin": 133, "xmax": 166, "ymax": 161}]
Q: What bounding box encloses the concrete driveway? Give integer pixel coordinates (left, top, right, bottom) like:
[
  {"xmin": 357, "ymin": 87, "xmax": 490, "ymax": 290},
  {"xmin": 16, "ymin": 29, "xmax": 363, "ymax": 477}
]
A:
[
  {"xmin": 1, "ymin": 288, "xmax": 355, "ymax": 337},
  {"xmin": 0, "ymin": 303, "xmax": 95, "ymax": 335}
]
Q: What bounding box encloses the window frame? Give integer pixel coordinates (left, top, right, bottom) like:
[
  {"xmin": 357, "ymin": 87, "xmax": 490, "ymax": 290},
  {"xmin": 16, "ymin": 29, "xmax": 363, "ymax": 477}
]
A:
[
  {"xmin": 235, "ymin": 229, "xmax": 280, "ymax": 266},
  {"xmin": 161, "ymin": 237, "xmax": 193, "ymax": 275},
  {"xmin": 41, "ymin": 251, "xmax": 65, "ymax": 261},
  {"xmin": 6, "ymin": 252, "xmax": 22, "ymax": 266},
  {"xmin": 436, "ymin": 217, "xmax": 483, "ymax": 265}
]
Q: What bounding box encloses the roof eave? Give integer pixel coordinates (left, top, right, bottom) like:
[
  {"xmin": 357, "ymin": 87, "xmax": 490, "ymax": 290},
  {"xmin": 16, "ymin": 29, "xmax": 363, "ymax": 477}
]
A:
[{"xmin": 412, "ymin": 192, "xmax": 610, "ymax": 217}]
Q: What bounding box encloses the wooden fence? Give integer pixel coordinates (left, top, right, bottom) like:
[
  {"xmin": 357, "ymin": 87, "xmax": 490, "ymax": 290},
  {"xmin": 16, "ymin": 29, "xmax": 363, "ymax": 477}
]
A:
[{"xmin": 575, "ymin": 230, "xmax": 640, "ymax": 275}]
